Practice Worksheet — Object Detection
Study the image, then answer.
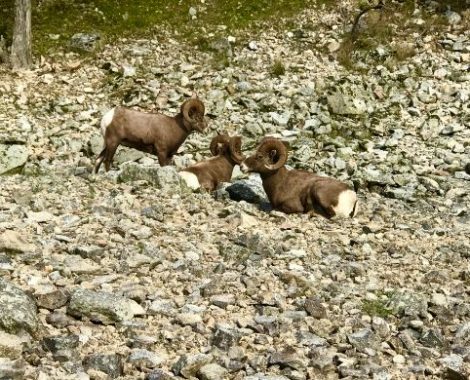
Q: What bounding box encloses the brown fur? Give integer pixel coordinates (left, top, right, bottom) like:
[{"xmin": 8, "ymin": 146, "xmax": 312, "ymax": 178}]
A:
[
  {"xmin": 181, "ymin": 135, "xmax": 244, "ymax": 192},
  {"xmin": 241, "ymin": 138, "xmax": 355, "ymax": 218},
  {"xmin": 94, "ymin": 97, "xmax": 207, "ymax": 173}
]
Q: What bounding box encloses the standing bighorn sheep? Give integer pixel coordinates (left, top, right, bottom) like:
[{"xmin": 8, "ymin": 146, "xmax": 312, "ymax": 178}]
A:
[
  {"xmin": 94, "ymin": 96, "xmax": 208, "ymax": 173},
  {"xmin": 241, "ymin": 138, "xmax": 358, "ymax": 218},
  {"xmin": 179, "ymin": 134, "xmax": 244, "ymax": 191}
]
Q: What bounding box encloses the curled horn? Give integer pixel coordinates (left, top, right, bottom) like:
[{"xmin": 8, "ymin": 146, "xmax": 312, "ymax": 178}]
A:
[
  {"xmin": 229, "ymin": 136, "xmax": 244, "ymax": 164},
  {"xmin": 209, "ymin": 133, "xmax": 229, "ymax": 156},
  {"xmin": 182, "ymin": 98, "xmax": 205, "ymax": 123},
  {"xmin": 258, "ymin": 138, "xmax": 287, "ymax": 171}
]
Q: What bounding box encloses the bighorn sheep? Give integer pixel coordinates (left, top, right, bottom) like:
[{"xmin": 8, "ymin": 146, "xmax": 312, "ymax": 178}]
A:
[
  {"xmin": 179, "ymin": 134, "xmax": 244, "ymax": 191},
  {"xmin": 94, "ymin": 96, "xmax": 208, "ymax": 173},
  {"xmin": 241, "ymin": 138, "xmax": 358, "ymax": 218}
]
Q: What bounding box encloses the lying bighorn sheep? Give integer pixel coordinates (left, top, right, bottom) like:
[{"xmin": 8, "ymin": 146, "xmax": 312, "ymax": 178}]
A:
[
  {"xmin": 179, "ymin": 134, "xmax": 244, "ymax": 191},
  {"xmin": 241, "ymin": 138, "xmax": 358, "ymax": 218},
  {"xmin": 94, "ymin": 96, "xmax": 208, "ymax": 173}
]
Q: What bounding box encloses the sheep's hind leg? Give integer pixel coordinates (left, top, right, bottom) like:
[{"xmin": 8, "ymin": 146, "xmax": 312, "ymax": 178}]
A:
[
  {"xmin": 104, "ymin": 143, "xmax": 119, "ymax": 172},
  {"xmin": 94, "ymin": 148, "xmax": 106, "ymax": 174}
]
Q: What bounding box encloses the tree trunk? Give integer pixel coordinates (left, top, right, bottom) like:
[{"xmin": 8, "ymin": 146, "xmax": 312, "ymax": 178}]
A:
[{"xmin": 10, "ymin": 0, "xmax": 32, "ymax": 69}]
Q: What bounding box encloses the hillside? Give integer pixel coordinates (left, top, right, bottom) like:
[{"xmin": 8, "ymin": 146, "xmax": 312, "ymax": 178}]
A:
[{"xmin": 0, "ymin": 1, "xmax": 469, "ymax": 379}]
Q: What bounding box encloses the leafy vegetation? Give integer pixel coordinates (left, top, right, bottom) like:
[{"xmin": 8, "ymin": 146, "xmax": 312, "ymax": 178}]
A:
[
  {"xmin": 362, "ymin": 298, "xmax": 392, "ymax": 318},
  {"xmin": 1, "ymin": 0, "xmax": 321, "ymax": 55}
]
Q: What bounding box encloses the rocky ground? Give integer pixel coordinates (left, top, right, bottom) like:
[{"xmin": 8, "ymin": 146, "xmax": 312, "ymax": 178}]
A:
[{"xmin": 0, "ymin": 3, "xmax": 469, "ymax": 380}]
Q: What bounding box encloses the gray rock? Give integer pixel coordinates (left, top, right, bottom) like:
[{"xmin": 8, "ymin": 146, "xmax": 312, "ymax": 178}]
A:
[
  {"xmin": 83, "ymin": 353, "xmax": 123, "ymax": 379},
  {"xmin": 269, "ymin": 347, "xmax": 307, "ymax": 371},
  {"xmin": 420, "ymin": 329, "xmax": 445, "ymax": 348},
  {"xmin": 71, "ymin": 244, "xmax": 105, "ymax": 259},
  {"xmin": 244, "ymin": 375, "xmax": 289, "ymax": 380},
  {"xmin": 0, "ymin": 230, "xmax": 34, "ymax": 253},
  {"xmin": 0, "ymin": 278, "xmax": 38, "ymax": 335},
  {"xmin": 269, "ymin": 111, "xmax": 291, "ymax": 126},
  {"xmin": 210, "ymin": 294, "xmax": 236, "ymax": 308},
  {"xmin": 0, "ymin": 332, "xmax": 23, "ymax": 359},
  {"xmin": 348, "ymin": 328, "xmax": 376, "ymax": 351},
  {"xmin": 455, "ymin": 322, "xmax": 470, "ymax": 345},
  {"xmin": 327, "ymin": 91, "xmax": 368, "ymax": 115},
  {"xmin": 198, "ymin": 363, "xmax": 228, "ymax": 380},
  {"xmin": 148, "ymin": 299, "xmax": 176, "ymax": 317},
  {"xmin": 445, "ymin": 10, "xmax": 462, "ymax": 25},
  {"xmin": 225, "ymin": 176, "xmax": 269, "ymax": 206},
  {"xmin": 236, "ymin": 81, "xmax": 251, "ymax": 92},
  {"xmin": 146, "ymin": 369, "xmax": 175, "ymax": 380},
  {"xmin": 36, "ymin": 289, "xmax": 70, "ymax": 310},
  {"xmin": 172, "ymin": 353, "xmax": 212, "ymax": 378},
  {"xmin": 115, "ymin": 147, "xmax": 145, "ymax": 165},
  {"xmin": 42, "ymin": 335, "xmax": 79, "ymax": 353},
  {"xmin": 70, "ymin": 33, "xmax": 101, "ymax": 52},
  {"xmin": 439, "ymin": 354, "xmax": 463, "ymax": 372},
  {"xmin": 118, "ymin": 163, "xmax": 184, "ymax": 191},
  {"xmin": 0, "ymin": 144, "xmax": 28, "ymax": 175},
  {"xmin": 303, "ymin": 297, "xmax": 327, "ymax": 319},
  {"xmin": 296, "ymin": 331, "xmax": 328, "ymax": 348},
  {"xmin": 387, "ymin": 291, "xmax": 428, "ymax": 317},
  {"xmin": 0, "ymin": 358, "xmax": 25, "ymax": 380},
  {"xmin": 142, "ymin": 205, "xmax": 165, "ymax": 222},
  {"xmin": 248, "ymin": 41, "xmax": 258, "ymax": 50},
  {"xmin": 67, "ymin": 289, "xmax": 145, "ymax": 325},
  {"xmin": 45, "ymin": 311, "xmax": 71, "ymax": 328},
  {"xmin": 211, "ymin": 324, "xmax": 241, "ymax": 350},
  {"xmin": 209, "ymin": 37, "xmax": 232, "ymax": 57},
  {"xmin": 128, "ymin": 349, "xmax": 165, "ymax": 369}
]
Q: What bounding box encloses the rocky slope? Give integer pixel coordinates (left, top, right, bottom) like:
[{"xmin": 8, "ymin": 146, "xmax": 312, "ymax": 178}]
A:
[{"xmin": 0, "ymin": 4, "xmax": 469, "ymax": 380}]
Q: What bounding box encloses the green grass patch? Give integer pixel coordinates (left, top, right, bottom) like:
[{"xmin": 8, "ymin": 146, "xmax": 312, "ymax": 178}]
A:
[
  {"xmin": 270, "ymin": 59, "xmax": 286, "ymax": 77},
  {"xmin": 362, "ymin": 299, "xmax": 392, "ymax": 318},
  {"xmin": 0, "ymin": 0, "xmax": 323, "ymax": 55}
]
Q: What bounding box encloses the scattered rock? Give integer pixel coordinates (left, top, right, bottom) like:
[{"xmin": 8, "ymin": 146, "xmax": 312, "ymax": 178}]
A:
[
  {"xmin": 36, "ymin": 289, "xmax": 70, "ymax": 310},
  {"xmin": 67, "ymin": 289, "xmax": 145, "ymax": 325},
  {"xmin": 172, "ymin": 354, "xmax": 212, "ymax": 378},
  {"xmin": 0, "ymin": 144, "xmax": 28, "ymax": 175},
  {"xmin": 70, "ymin": 33, "xmax": 101, "ymax": 52},
  {"xmin": 0, "ymin": 230, "xmax": 35, "ymax": 253},
  {"xmin": 0, "ymin": 358, "xmax": 25, "ymax": 380},
  {"xmin": 0, "ymin": 331, "xmax": 24, "ymax": 359},
  {"xmin": 128, "ymin": 349, "xmax": 165, "ymax": 369},
  {"xmin": 0, "ymin": 278, "xmax": 38, "ymax": 335},
  {"xmin": 83, "ymin": 354, "xmax": 123, "ymax": 379},
  {"xmin": 198, "ymin": 363, "xmax": 228, "ymax": 380}
]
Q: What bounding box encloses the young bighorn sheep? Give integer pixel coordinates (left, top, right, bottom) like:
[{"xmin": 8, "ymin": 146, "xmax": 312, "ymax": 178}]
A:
[
  {"xmin": 94, "ymin": 96, "xmax": 208, "ymax": 173},
  {"xmin": 241, "ymin": 138, "xmax": 358, "ymax": 218},
  {"xmin": 179, "ymin": 134, "xmax": 244, "ymax": 191}
]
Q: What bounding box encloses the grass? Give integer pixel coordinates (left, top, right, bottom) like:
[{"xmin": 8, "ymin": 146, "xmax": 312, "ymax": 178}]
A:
[
  {"xmin": 0, "ymin": 0, "xmax": 321, "ymax": 55},
  {"xmin": 362, "ymin": 299, "xmax": 392, "ymax": 318},
  {"xmin": 270, "ymin": 59, "xmax": 286, "ymax": 77}
]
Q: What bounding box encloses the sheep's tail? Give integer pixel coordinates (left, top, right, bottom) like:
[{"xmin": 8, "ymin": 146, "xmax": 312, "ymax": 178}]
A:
[{"xmin": 100, "ymin": 108, "xmax": 115, "ymax": 136}]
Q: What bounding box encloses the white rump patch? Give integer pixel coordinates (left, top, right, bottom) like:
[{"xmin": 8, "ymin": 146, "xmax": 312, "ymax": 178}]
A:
[
  {"xmin": 333, "ymin": 190, "xmax": 358, "ymax": 218},
  {"xmin": 179, "ymin": 171, "xmax": 200, "ymax": 190},
  {"xmin": 100, "ymin": 108, "xmax": 115, "ymax": 136}
]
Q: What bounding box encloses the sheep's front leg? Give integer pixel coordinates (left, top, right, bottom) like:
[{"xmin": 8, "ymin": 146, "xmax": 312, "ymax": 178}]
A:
[
  {"xmin": 278, "ymin": 200, "xmax": 305, "ymax": 214},
  {"xmin": 156, "ymin": 149, "xmax": 170, "ymax": 166}
]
